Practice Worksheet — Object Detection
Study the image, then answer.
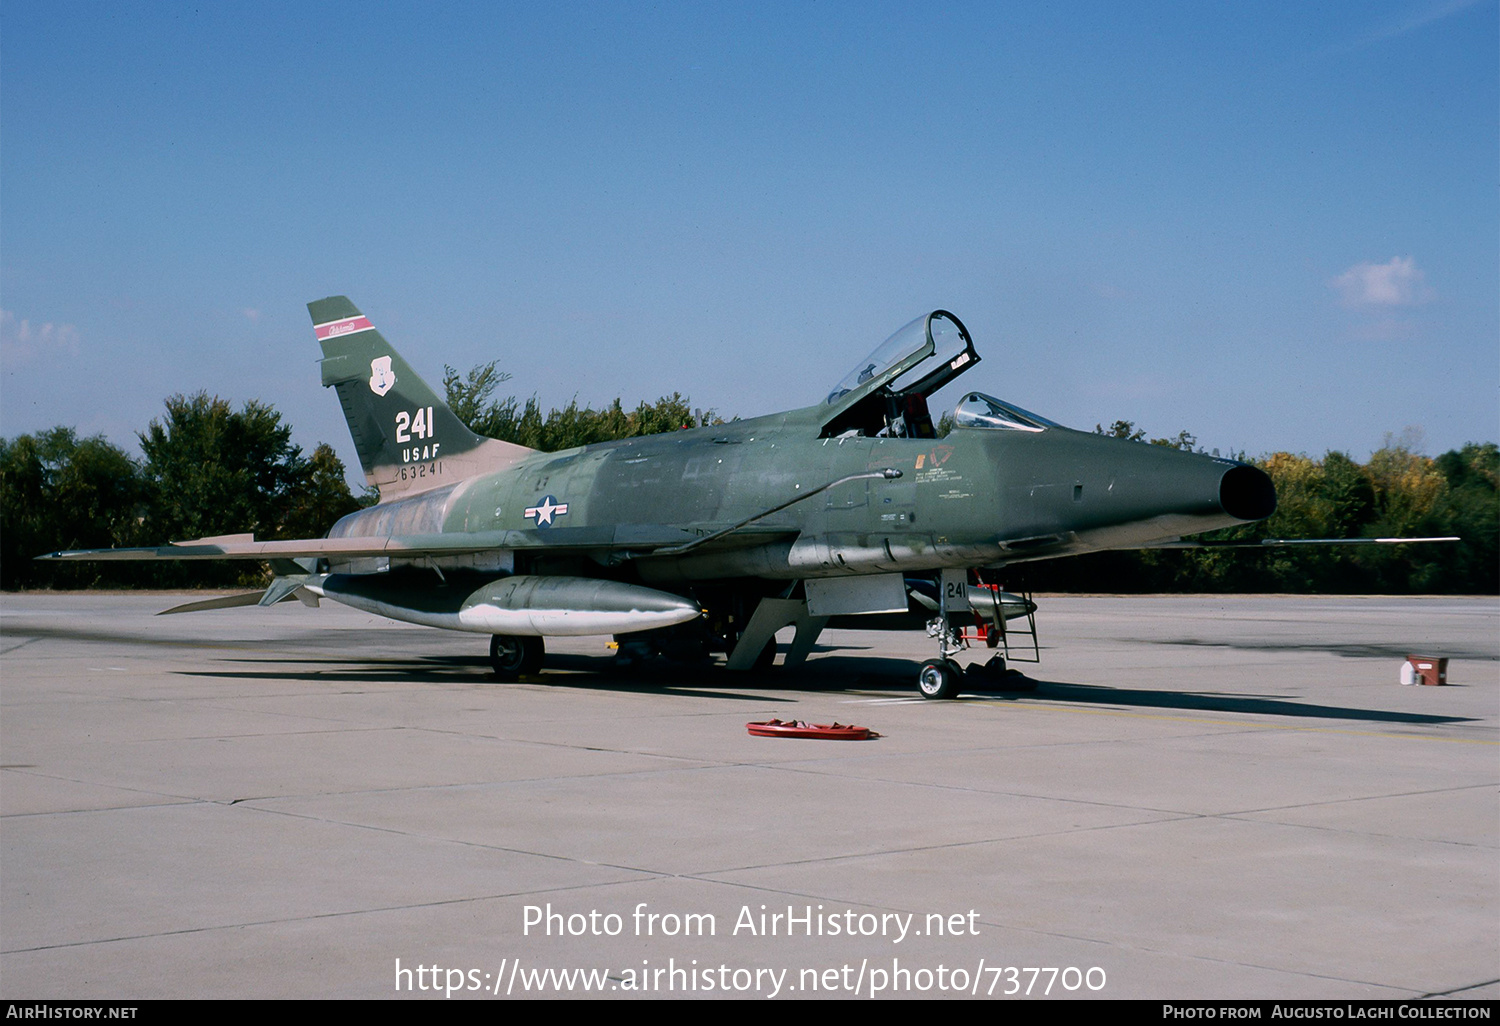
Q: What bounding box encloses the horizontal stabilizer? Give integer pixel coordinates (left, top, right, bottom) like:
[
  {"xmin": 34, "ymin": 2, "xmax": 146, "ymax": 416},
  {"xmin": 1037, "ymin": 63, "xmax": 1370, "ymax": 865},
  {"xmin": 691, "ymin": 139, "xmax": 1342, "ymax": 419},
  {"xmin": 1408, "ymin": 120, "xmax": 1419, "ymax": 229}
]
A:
[
  {"xmin": 158, "ymin": 575, "xmax": 322, "ymax": 615},
  {"xmin": 157, "ymin": 592, "xmax": 264, "ymax": 615},
  {"xmin": 258, "ymin": 575, "xmax": 317, "ymax": 607}
]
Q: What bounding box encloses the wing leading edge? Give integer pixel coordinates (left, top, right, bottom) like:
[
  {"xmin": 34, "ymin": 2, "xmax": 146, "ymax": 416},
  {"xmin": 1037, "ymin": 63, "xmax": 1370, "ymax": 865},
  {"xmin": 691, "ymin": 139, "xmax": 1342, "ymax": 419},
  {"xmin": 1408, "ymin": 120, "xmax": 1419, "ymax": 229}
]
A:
[{"xmin": 36, "ymin": 524, "xmax": 799, "ymax": 563}]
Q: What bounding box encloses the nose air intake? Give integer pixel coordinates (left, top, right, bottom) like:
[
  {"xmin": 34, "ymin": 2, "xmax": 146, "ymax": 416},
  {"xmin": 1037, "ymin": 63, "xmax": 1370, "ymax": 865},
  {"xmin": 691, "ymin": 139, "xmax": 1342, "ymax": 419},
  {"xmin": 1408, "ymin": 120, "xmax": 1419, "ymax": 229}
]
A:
[{"xmin": 1219, "ymin": 463, "xmax": 1277, "ymax": 522}]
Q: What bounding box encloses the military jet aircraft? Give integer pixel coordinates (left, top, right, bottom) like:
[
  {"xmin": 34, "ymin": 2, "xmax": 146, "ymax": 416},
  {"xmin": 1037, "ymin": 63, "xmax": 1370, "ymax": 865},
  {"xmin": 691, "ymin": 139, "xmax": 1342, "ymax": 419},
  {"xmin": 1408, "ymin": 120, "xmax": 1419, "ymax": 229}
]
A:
[{"xmin": 46, "ymin": 296, "xmax": 1428, "ymax": 698}]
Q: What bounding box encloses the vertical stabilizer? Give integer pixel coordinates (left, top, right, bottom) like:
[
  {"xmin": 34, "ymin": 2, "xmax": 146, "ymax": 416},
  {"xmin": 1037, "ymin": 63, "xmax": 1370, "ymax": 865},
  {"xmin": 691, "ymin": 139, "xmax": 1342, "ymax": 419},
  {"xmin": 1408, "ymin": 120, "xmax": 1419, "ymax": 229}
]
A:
[{"xmin": 309, "ymin": 296, "xmax": 534, "ymax": 501}]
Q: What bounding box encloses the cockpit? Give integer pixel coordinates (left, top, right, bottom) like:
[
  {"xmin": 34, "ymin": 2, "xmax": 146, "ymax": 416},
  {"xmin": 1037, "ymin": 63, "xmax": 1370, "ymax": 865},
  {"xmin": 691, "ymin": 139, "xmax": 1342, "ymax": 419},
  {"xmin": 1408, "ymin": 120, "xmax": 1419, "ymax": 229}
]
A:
[{"xmin": 819, "ymin": 311, "xmax": 1061, "ymax": 439}]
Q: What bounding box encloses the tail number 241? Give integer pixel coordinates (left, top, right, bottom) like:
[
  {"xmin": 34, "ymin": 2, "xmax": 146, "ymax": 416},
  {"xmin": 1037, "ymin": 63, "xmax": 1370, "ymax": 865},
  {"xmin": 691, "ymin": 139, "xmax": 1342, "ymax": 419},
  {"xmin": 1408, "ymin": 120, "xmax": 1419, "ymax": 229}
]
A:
[{"xmin": 395, "ymin": 407, "xmax": 435, "ymax": 443}]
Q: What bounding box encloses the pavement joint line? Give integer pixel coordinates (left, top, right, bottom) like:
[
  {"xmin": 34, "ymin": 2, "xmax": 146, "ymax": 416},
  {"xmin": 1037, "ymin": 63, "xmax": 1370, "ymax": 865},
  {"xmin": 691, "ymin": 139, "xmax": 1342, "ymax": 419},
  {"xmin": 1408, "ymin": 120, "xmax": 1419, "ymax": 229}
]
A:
[
  {"xmin": 106, "ymin": 723, "xmax": 734, "ymax": 755},
  {"xmin": 229, "ymin": 790, "xmax": 1199, "ymax": 882},
  {"xmin": 1422, "ymin": 978, "xmax": 1500, "ymax": 998},
  {"xmin": 405, "ymin": 726, "xmax": 769, "ymax": 764},
  {"xmin": 1218, "ymin": 780, "xmax": 1500, "ymax": 817},
  {"xmin": 8, "ymin": 719, "xmax": 807, "ymax": 767},
  {"xmin": 17, "ymin": 771, "xmax": 1489, "ymax": 852},
  {"xmin": 1214, "ymin": 813, "xmax": 1497, "ymax": 850},
  {"xmin": 741, "ymin": 762, "xmax": 1203, "ymax": 814},
  {"xmin": 0, "ymin": 876, "xmax": 682, "ymax": 956},
  {"xmin": 0, "ymin": 761, "xmax": 764, "ymax": 816},
  {"xmin": 225, "ymin": 799, "xmax": 686, "ymax": 875},
  {"xmin": 744, "ymin": 760, "xmax": 1500, "ymax": 825},
  {"xmin": 654, "ymin": 877, "xmax": 1428, "ymax": 995},
  {"xmin": 2, "ymin": 801, "xmax": 205, "ymax": 819},
  {"xmin": 967, "ymin": 699, "xmax": 1500, "ymax": 744},
  {"xmin": 112, "ymin": 725, "xmax": 403, "ymax": 744},
  {"xmin": 691, "ymin": 814, "xmax": 1205, "ymax": 876},
  {"xmin": 0, "ymin": 768, "xmax": 226, "ymax": 816}
]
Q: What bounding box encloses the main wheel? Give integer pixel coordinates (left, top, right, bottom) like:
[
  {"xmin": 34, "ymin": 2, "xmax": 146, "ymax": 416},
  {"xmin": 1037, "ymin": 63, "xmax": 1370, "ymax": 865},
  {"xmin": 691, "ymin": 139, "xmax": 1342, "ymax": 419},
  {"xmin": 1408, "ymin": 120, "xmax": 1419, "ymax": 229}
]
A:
[
  {"xmin": 490, "ymin": 635, "xmax": 544, "ymax": 681},
  {"xmin": 917, "ymin": 658, "xmax": 961, "ymax": 699}
]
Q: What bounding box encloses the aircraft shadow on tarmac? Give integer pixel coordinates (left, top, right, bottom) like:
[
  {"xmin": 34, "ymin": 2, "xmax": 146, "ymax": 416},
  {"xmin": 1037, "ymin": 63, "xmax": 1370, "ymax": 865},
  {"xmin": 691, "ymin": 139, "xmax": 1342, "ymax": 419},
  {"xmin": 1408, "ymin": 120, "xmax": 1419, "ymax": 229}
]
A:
[
  {"xmin": 1158, "ymin": 637, "xmax": 1499, "ymax": 663},
  {"xmin": 169, "ymin": 649, "xmax": 1482, "ymax": 726},
  {"xmin": 177, "ymin": 654, "xmax": 799, "ymax": 703},
  {"xmin": 9, "ymin": 614, "xmax": 1476, "ymax": 723},
  {"xmin": 1005, "ymin": 679, "xmax": 1478, "ymax": 726}
]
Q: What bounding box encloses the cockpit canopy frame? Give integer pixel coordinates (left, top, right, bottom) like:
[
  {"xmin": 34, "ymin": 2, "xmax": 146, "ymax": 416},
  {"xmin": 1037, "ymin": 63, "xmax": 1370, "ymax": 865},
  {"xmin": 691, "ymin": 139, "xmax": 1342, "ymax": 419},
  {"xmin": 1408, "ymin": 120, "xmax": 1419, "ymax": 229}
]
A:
[{"xmin": 819, "ymin": 311, "xmax": 981, "ymax": 439}]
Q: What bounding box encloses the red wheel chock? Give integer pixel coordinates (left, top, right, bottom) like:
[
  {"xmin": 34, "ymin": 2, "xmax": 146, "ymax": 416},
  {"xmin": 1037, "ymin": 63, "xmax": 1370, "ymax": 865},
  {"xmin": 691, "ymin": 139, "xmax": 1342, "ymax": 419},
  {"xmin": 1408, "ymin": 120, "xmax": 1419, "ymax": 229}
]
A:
[{"xmin": 747, "ymin": 719, "xmax": 879, "ymax": 740}]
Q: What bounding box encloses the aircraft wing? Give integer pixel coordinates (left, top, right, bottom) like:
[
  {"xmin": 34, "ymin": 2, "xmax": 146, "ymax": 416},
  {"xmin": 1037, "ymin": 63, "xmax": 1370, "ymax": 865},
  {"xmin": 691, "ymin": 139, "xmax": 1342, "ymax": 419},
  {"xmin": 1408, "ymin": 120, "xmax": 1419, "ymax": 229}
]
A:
[{"xmin": 36, "ymin": 524, "xmax": 797, "ymax": 562}]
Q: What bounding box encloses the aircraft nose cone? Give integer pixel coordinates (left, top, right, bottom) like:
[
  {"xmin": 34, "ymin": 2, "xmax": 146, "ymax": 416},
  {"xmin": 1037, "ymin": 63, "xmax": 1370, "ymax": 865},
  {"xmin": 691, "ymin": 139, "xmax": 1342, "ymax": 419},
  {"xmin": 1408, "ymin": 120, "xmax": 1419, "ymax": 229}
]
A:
[{"xmin": 1218, "ymin": 463, "xmax": 1276, "ymax": 521}]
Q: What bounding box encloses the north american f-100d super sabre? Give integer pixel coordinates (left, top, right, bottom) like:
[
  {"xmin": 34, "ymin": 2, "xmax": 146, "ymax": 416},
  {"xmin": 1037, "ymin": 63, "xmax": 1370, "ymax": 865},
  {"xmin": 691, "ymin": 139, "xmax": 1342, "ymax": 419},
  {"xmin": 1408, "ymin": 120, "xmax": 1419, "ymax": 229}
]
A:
[{"xmin": 48, "ymin": 297, "xmax": 1427, "ymax": 698}]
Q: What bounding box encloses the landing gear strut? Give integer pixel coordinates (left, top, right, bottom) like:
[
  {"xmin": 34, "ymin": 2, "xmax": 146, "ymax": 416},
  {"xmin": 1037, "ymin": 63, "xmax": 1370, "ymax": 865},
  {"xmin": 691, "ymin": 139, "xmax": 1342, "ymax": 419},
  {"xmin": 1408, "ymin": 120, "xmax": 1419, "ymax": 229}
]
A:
[
  {"xmin": 917, "ymin": 613, "xmax": 968, "ymax": 699},
  {"xmin": 490, "ymin": 635, "xmax": 544, "ymax": 681},
  {"xmin": 916, "ymin": 568, "xmax": 971, "ymax": 699}
]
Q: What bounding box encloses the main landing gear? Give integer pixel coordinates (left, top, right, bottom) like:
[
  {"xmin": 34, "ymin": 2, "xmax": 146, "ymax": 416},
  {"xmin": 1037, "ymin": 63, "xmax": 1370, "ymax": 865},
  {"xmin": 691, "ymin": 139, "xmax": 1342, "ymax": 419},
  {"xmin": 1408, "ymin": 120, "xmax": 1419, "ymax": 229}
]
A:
[{"xmin": 490, "ymin": 635, "xmax": 544, "ymax": 682}]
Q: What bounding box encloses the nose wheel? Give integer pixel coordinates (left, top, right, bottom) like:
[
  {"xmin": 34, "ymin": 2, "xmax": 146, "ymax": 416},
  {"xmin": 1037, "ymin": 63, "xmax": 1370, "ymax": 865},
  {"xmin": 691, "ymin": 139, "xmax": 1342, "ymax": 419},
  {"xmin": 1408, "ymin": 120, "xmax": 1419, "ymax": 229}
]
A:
[
  {"xmin": 917, "ymin": 658, "xmax": 963, "ymax": 699},
  {"xmin": 917, "ymin": 605, "xmax": 970, "ymax": 699}
]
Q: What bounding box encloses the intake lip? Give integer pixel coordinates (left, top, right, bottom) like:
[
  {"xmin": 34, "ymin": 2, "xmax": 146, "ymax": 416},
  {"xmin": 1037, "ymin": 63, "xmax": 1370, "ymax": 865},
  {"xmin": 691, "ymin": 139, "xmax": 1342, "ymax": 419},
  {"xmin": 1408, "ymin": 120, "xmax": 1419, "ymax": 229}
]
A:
[{"xmin": 1219, "ymin": 463, "xmax": 1277, "ymax": 522}]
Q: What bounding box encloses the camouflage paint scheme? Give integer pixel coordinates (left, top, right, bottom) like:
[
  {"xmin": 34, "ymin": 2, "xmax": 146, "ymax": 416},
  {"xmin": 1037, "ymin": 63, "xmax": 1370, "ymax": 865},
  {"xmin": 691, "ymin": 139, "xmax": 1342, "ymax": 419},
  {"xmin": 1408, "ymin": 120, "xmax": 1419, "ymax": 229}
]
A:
[{"xmin": 44, "ymin": 297, "xmax": 1280, "ymax": 696}]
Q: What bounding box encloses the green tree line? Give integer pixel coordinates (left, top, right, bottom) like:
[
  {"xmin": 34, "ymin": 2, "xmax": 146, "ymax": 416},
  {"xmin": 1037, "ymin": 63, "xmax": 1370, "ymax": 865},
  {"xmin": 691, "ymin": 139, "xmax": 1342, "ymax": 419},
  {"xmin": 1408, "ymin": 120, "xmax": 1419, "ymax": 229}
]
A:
[
  {"xmin": 2, "ymin": 374, "xmax": 1494, "ymax": 593},
  {"xmin": 1, "ymin": 395, "xmax": 364, "ymax": 589},
  {"xmin": 0, "ymin": 371, "xmax": 714, "ymax": 590},
  {"xmin": 442, "ymin": 361, "xmax": 711, "ymax": 450}
]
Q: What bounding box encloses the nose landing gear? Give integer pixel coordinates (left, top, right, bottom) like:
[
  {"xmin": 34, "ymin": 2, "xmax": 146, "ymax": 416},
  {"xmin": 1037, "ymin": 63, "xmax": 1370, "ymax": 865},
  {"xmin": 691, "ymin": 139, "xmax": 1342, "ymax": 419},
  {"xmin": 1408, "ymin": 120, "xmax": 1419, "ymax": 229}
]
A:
[
  {"xmin": 914, "ymin": 570, "xmax": 1038, "ymax": 698},
  {"xmin": 918, "ymin": 608, "xmax": 968, "ymax": 699}
]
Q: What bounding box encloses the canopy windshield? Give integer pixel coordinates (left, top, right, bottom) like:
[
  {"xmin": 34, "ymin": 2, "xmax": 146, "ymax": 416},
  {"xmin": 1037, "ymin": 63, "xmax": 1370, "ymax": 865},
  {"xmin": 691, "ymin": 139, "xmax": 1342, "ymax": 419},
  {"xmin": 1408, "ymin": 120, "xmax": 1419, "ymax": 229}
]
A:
[{"xmin": 951, "ymin": 393, "xmax": 1059, "ymax": 432}]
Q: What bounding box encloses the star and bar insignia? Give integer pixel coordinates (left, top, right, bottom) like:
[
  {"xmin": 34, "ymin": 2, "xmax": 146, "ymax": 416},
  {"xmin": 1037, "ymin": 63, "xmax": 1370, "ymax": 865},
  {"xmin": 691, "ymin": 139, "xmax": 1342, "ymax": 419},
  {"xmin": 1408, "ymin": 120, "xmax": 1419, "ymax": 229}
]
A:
[{"xmin": 524, "ymin": 495, "xmax": 569, "ymax": 527}]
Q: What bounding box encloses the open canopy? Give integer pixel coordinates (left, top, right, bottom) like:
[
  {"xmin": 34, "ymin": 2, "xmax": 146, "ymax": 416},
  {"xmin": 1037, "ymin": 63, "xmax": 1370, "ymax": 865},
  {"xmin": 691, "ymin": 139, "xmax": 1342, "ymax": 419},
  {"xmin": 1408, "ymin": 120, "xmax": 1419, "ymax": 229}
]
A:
[
  {"xmin": 818, "ymin": 311, "xmax": 1061, "ymax": 439},
  {"xmin": 823, "ymin": 311, "xmax": 978, "ymax": 406}
]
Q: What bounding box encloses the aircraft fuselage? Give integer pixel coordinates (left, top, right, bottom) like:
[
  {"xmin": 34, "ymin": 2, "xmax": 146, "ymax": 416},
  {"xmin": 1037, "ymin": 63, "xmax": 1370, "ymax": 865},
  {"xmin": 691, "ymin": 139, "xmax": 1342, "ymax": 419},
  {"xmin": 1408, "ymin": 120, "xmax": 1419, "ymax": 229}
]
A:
[{"xmin": 323, "ymin": 409, "xmax": 1273, "ymax": 592}]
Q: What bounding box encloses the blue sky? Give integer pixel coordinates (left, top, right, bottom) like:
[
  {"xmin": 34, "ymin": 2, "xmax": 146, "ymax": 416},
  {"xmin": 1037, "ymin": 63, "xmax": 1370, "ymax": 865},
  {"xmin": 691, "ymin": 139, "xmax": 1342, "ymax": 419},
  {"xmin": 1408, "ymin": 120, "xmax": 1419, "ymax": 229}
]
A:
[{"xmin": 3, "ymin": 1, "xmax": 1495, "ymax": 476}]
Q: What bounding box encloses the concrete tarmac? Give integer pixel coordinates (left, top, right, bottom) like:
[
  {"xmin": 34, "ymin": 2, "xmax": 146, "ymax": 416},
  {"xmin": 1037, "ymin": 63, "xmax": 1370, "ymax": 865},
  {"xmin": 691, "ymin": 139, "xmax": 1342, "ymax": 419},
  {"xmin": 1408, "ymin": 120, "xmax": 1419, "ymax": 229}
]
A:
[{"xmin": 1, "ymin": 593, "xmax": 1495, "ymax": 1000}]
